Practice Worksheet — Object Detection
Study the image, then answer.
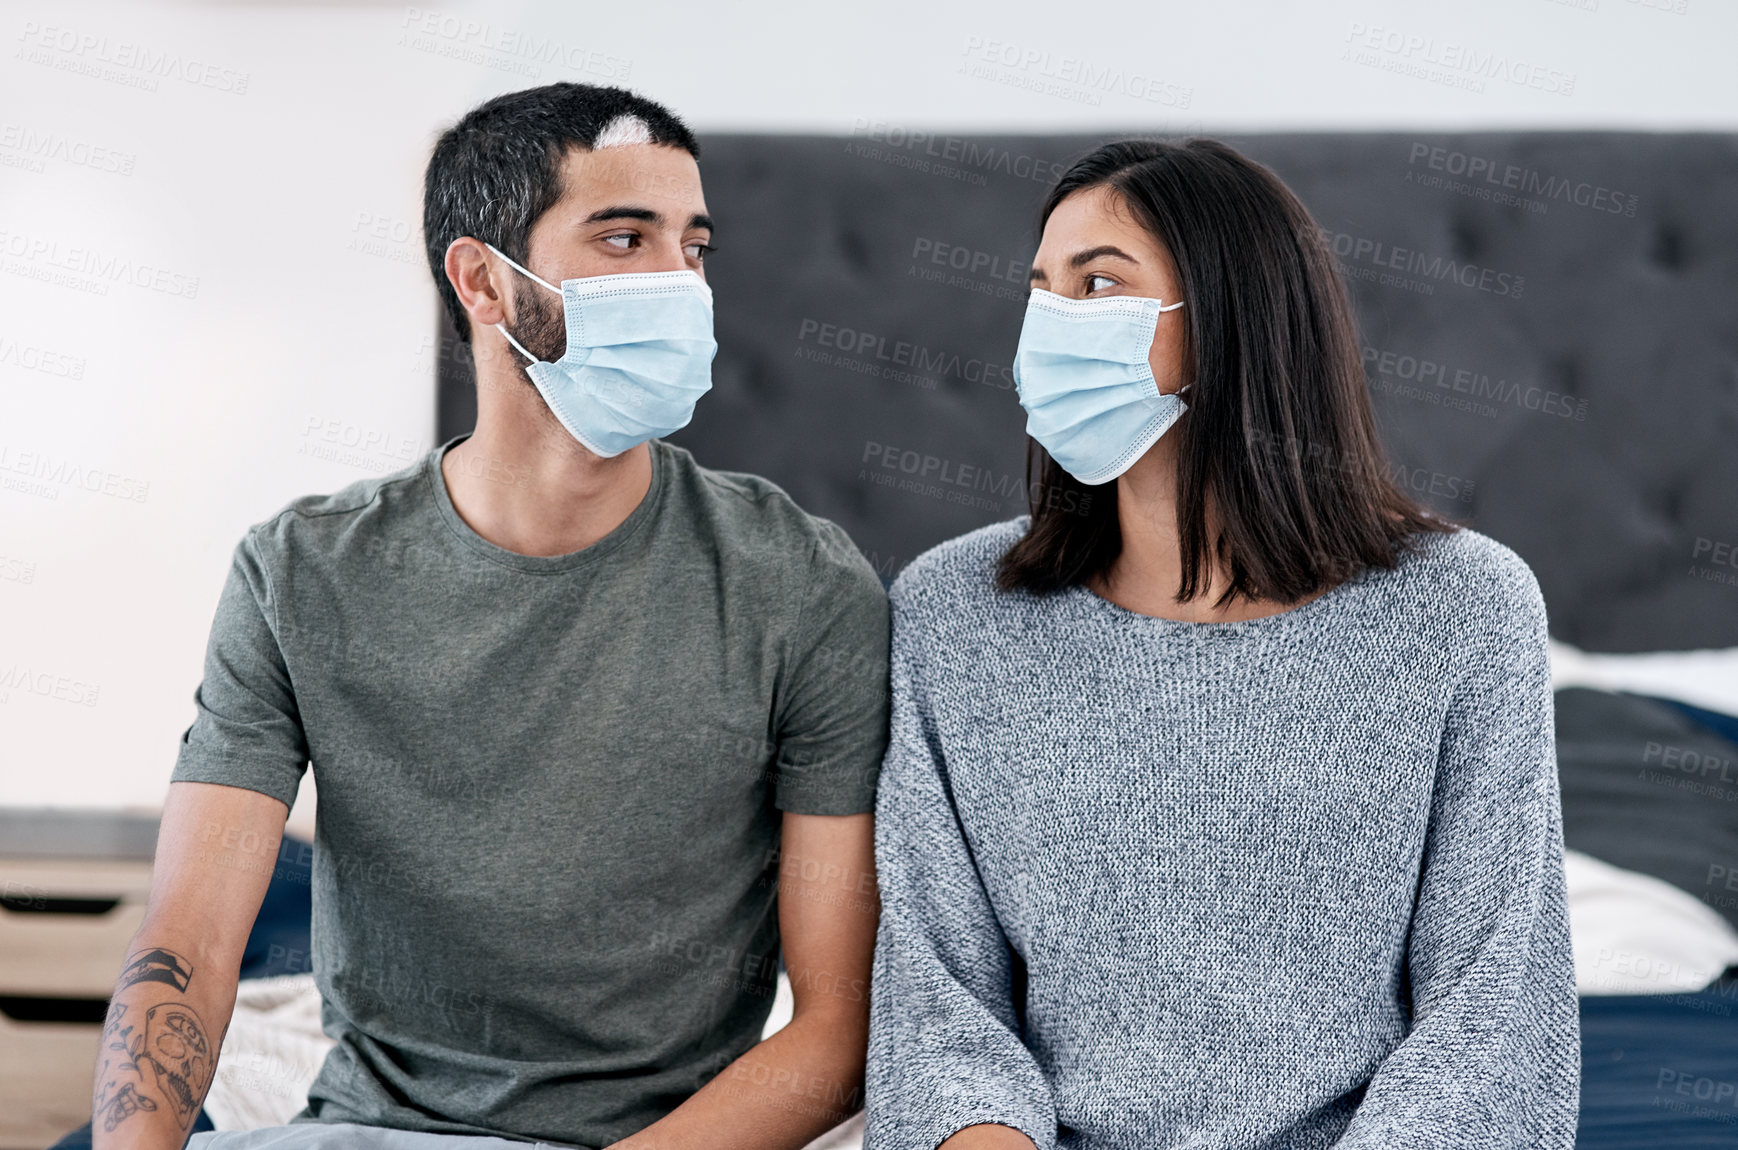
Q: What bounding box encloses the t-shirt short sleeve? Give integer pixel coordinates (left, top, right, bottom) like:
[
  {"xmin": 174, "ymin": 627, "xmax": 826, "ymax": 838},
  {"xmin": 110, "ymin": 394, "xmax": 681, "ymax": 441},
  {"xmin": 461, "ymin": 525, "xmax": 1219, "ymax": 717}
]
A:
[
  {"xmin": 169, "ymin": 529, "xmax": 308, "ymax": 810},
  {"xmin": 771, "ymin": 521, "xmax": 891, "ymax": 815}
]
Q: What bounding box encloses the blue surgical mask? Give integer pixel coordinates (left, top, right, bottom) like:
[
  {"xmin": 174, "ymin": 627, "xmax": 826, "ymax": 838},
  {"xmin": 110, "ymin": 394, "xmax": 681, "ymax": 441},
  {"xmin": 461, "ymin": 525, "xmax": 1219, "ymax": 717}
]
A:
[
  {"xmin": 485, "ymin": 243, "xmax": 717, "ymax": 458},
  {"xmin": 1012, "ymin": 288, "xmax": 1189, "ymax": 485}
]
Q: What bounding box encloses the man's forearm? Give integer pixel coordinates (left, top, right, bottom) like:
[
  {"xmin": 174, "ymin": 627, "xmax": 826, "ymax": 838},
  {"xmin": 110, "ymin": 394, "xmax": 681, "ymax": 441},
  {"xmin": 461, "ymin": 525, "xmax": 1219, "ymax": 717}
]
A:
[
  {"xmin": 607, "ymin": 1008, "xmax": 866, "ymax": 1150},
  {"xmin": 92, "ymin": 940, "xmax": 233, "ymax": 1150}
]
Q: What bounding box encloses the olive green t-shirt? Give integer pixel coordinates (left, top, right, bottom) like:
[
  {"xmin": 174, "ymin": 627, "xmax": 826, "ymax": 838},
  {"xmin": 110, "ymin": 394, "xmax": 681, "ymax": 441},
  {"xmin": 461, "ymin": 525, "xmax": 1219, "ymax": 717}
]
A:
[{"xmin": 170, "ymin": 436, "xmax": 890, "ymax": 1147}]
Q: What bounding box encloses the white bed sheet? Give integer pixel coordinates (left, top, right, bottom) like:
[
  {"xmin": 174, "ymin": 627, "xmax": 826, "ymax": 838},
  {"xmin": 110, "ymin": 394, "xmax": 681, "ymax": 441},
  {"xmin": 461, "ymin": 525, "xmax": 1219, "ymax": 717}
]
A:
[{"xmin": 203, "ymin": 970, "xmax": 865, "ymax": 1148}]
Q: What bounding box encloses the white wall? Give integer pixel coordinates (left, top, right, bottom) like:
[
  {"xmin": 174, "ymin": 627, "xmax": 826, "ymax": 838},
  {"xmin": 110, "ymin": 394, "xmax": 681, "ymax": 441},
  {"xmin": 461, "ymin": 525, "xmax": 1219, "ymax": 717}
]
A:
[{"xmin": 2, "ymin": 0, "xmax": 1734, "ymax": 820}]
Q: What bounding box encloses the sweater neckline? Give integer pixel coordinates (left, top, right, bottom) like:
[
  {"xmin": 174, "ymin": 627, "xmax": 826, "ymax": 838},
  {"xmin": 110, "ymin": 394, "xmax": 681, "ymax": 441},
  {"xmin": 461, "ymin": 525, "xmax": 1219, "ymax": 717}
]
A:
[{"xmin": 1063, "ymin": 568, "xmax": 1363, "ymax": 636}]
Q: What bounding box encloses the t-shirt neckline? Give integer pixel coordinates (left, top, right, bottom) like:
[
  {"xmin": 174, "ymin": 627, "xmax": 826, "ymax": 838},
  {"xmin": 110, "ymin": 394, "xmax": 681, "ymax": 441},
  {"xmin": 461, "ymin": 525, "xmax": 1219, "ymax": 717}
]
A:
[{"xmin": 423, "ymin": 433, "xmax": 667, "ymax": 574}]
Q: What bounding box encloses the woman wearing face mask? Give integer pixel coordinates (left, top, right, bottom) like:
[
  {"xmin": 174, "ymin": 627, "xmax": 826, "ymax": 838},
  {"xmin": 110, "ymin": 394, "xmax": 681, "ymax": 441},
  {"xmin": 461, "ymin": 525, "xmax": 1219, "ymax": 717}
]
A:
[{"xmin": 863, "ymin": 139, "xmax": 1579, "ymax": 1150}]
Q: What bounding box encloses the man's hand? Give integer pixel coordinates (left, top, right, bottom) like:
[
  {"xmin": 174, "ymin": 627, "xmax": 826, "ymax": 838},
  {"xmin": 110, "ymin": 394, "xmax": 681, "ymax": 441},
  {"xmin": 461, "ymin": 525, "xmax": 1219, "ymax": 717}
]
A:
[
  {"xmin": 607, "ymin": 810, "xmax": 878, "ymax": 1150},
  {"xmin": 93, "ymin": 781, "xmax": 288, "ymax": 1149}
]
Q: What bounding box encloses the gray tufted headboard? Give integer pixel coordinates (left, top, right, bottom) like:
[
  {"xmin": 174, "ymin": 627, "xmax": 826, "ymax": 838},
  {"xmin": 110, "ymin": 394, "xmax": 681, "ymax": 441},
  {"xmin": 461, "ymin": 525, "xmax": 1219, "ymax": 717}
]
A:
[{"xmin": 437, "ymin": 132, "xmax": 1738, "ymax": 653}]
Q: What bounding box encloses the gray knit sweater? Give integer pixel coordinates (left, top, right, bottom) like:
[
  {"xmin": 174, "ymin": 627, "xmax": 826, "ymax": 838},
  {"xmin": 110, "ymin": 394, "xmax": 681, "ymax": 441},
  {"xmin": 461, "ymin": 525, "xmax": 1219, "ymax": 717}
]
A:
[{"xmin": 864, "ymin": 519, "xmax": 1579, "ymax": 1150}]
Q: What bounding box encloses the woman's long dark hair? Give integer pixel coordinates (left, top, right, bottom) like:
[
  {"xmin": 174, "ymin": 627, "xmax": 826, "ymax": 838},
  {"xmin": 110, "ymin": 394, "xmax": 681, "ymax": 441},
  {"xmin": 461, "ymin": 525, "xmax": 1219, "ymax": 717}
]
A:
[{"xmin": 996, "ymin": 138, "xmax": 1457, "ymax": 603}]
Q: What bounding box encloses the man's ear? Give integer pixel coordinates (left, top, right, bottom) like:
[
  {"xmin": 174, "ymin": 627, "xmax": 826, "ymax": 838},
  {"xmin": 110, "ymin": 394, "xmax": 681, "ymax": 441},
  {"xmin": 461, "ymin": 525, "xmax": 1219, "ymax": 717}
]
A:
[{"xmin": 446, "ymin": 237, "xmax": 512, "ymax": 329}]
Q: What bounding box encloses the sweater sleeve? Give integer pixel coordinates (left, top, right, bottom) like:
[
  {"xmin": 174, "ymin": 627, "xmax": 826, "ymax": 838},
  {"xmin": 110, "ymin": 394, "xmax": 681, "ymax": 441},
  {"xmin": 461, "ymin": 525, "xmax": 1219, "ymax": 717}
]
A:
[
  {"xmin": 864, "ymin": 586, "xmax": 1058, "ymax": 1150},
  {"xmin": 1336, "ymin": 562, "xmax": 1580, "ymax": 1148}
]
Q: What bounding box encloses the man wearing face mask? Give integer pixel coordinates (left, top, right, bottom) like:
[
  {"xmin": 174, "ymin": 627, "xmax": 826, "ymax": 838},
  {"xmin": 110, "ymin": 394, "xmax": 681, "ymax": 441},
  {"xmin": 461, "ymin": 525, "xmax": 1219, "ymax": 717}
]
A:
[{"xmin": 92, "ymin": 85, "xmax": 889, "ymax": 1150}]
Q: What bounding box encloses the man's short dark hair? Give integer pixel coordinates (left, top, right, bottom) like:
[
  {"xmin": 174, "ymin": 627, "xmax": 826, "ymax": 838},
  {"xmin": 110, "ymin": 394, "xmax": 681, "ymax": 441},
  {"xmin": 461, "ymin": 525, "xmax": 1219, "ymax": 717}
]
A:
[{"xmin": 422, "ymin": 83, "xmax": 700, "ymax": 344}]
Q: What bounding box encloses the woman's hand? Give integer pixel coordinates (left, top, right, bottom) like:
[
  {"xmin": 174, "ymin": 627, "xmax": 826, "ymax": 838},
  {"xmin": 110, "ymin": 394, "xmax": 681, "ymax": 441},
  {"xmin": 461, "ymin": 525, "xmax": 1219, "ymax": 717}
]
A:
[{"xmin": 939, "ymin": 1123, "xmax": 1040, "ymax": 1149}]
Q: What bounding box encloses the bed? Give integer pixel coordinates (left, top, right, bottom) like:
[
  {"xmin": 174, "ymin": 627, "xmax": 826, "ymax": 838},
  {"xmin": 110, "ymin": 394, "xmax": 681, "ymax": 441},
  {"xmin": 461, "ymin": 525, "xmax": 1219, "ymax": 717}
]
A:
[
  {"xmin": 1578, "ymin": 989, "xmax": 1738, "ymax": 1149},
  {"xmin": 34, "ymin": 130, "xmax": 1738, "ymax": 1147},
  {"xmin": 1554, "ymin": 650, "xmax": 1738, "ymax": 1146}
]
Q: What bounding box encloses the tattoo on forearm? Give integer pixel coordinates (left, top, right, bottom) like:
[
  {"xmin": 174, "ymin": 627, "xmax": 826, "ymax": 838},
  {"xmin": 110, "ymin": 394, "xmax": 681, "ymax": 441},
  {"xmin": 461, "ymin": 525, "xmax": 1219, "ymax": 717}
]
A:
[
  {"xmin": 116, "ymin": 947, "xmax": 195, "ymax": 994},
  {"xmin": 134, "ymin": 1002, "xmax": 214, "ymax": 1123},
  {"xmin": 95, "ymin": 999, "xmax": 146, "ymax": 1131},
  {"xmin": 93, "ymin": 975, "xmax": 216, "ymax": 1134},
  {"xmin": 100, "ymin": 1000, "xmax": 129, "ymax": 1045},
  {"xmin": 98, "ymin": 1082, "xmax": 157, "ymax": 1132}
]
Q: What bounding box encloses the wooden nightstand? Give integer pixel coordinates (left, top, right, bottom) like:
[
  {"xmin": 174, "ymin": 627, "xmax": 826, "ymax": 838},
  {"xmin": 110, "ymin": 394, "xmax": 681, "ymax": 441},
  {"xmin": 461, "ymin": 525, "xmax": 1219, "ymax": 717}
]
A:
[{"xmin": 0, "ymin": 810, "xmax": 157, "ymax": 1150}]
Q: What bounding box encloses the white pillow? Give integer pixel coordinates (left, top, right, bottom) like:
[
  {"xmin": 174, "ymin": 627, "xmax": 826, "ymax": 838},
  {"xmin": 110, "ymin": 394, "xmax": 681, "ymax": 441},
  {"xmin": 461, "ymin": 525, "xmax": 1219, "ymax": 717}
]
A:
[
  {"xmin": 1550, "ymin": 639, "xmax": 1738, "ymax": 718},
  {"xmin": 1565, "ymin": 850, "xmax": 1738, "ymax": 995}
]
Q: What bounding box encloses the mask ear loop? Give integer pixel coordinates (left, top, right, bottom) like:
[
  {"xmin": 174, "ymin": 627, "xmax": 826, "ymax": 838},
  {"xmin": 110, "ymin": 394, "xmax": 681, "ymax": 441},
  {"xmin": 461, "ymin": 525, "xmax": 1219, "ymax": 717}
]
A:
[
  {"xmin": 1157, "ymin": 298, "xmax": 1187, "ymax": 393},
  {"xmin": 484, "ymin": 241, "xmax": 561, "ymax": 295},
  {"xmin": 483, "ymin": 241, "xmax": 562, "ymax": 364},
  {"xmin": 495, "ymin": 322, "xmax": 537, "ymax": 364}
]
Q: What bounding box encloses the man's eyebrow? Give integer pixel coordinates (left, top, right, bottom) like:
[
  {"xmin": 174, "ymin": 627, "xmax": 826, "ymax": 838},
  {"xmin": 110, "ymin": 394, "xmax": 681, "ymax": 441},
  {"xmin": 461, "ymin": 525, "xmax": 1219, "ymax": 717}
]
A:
[
  {"xmin": 583, "ymin": 205, "xmax": 663, "ymax": 225},
  {"xmin": 580, "ymin": 206, "xmax": 714, "ymax": 234}
]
